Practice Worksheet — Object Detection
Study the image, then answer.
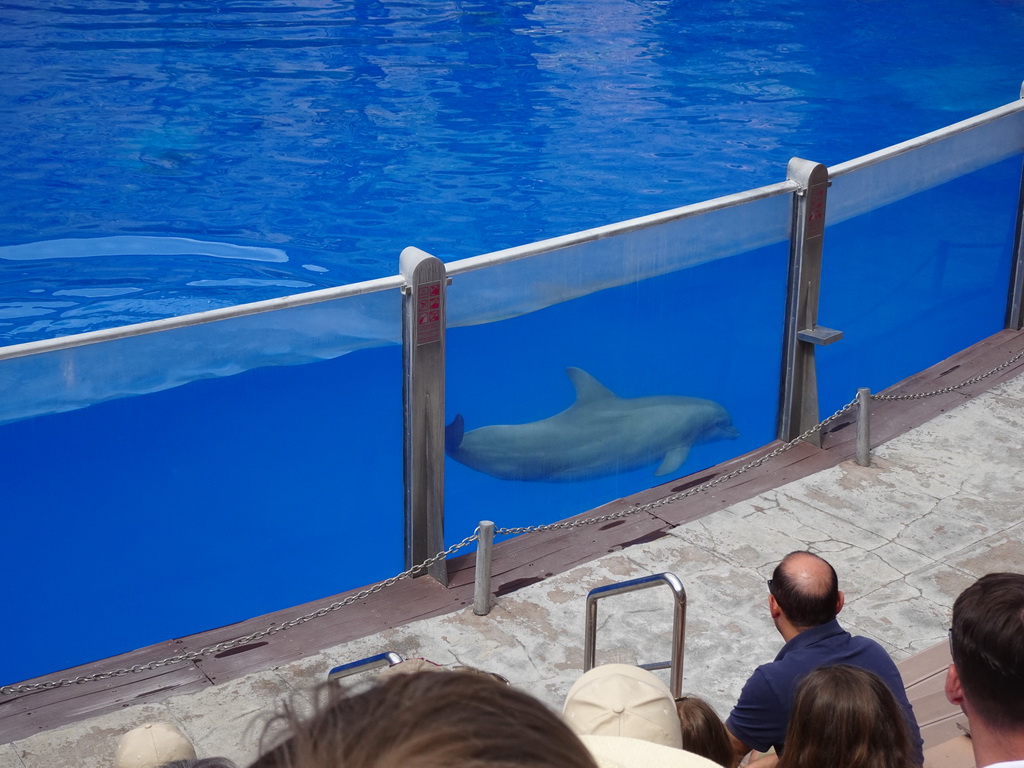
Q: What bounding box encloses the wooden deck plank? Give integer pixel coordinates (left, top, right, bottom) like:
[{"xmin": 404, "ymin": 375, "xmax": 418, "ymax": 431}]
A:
[
  {"xmin": 895, "ymin": 651, "xmax": 965, "ymax": 756},
  {"xmin": 913, "ymin": 687, "xmax": 963, "ymax": 729},
  {"xmin": 921, "ymin": 715, "xmax": 971, "ymax": 753},
  {"xmin": 648, "ymin": 442, "xmax": 838, "ymax": 527},
  {"xmin": 0, "ymin": 645, "xmax": 207, "ymax": 745},
  {"xmin": 447, "ymin": 512, "xmax": 670, "ymax": 588},
  {"xmin": 898, "ymin": 640, "xmax": 952, "ymax": 691},
  {"xmin": 3, "ymin": 328, "xmax": 1021, "ymax": 743},
  {"xmin": 187, "ymin": 577, "xmax": 470, "ymax": 683},
  {"xmin": 923, "ymin": 734, "xmax": 973, "ymax": 768},
  {"xmin": 895, "ymin": 640, "xmax": 966, "ymax": 754}
]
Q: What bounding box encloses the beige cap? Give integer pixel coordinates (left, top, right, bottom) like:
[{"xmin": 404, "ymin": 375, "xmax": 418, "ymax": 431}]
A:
[
  {"xmin": 377, "ymin": 657, "xmax": 444, "ymax": 678},
  {"xmin": 581, "ymin": 735, "xmax": 724, "ymax": 768},
  {"xmin": 563, "ymin": 664, "xmax": 683, "ymax": 749},
  {"xmin": 115, "ymin": 722, "xmax": 196, "ymax": 768}
]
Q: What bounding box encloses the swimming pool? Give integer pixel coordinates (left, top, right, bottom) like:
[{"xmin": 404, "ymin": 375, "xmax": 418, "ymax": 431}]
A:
[
  {"xmin": 1, "ymin": 0, "xmax": 1023, "ymax": 687},
  {"xmin": 2, "ymin": 0, "xmax": 1023, "ymax": 342}
]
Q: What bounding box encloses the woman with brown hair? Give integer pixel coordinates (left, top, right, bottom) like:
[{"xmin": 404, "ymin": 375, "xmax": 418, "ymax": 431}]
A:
[
  {"xmin": 775, "ymin": 665, "xmax": 918, "ymax": 768},
  {"xmin": 674, "ymin": 696, "xmax": 735, "ymax": 768},
  {"xmin": 249, "ymin": 668, "xmax": 599, "ymax": 768}
]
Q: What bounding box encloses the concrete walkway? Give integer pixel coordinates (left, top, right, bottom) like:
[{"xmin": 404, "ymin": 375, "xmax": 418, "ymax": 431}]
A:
[{"xmin": 4, "ymin": 373, "xmax": 1023, "ymax": 768}]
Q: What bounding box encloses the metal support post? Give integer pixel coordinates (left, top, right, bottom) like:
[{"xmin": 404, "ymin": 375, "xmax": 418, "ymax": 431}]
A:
[
  {"xmin": 473, "ymin": 521, "xmax": 495, "ymax": 616},
  {"xmin": 856, "ymin": 388, "xmax": 872, "ymax": 467},
  {"xmin": 1005, "ymin": 82, "xmax": 1024, "ymax": 330},
  {"xmin": 400, "ymin": 246, "xmax": 448, "ymax": 585},
  {"xmin": 778, "ymin": 158, "xmax": 843, "ymax": 445}
]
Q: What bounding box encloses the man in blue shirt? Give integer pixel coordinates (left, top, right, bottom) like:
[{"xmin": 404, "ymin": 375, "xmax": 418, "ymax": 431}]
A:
[{"xmin": 725, "ymin": 551, "xmax": 924, "ymax": 766}]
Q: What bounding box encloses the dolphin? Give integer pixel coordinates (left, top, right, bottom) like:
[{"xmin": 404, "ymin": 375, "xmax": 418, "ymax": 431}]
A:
[{"xmin": 445, "ymin": 367, "xmax": 739, "ymax": 482}]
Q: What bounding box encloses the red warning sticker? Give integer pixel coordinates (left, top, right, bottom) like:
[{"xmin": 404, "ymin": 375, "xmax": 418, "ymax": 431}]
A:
[{"xmin": 416, "ymin": 281, "xmax": 442, "ymax": 345}]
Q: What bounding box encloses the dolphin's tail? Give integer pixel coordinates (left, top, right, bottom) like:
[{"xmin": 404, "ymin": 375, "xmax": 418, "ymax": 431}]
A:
[{"xmin": 445, "ymin": 414, "xmax": 465, "ymax": 452}]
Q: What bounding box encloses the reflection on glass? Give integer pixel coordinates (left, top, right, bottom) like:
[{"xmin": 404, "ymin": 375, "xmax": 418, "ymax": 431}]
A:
[{"xmin": 818, "ymin": 154, "xmax": 1021, "ymax": 414}]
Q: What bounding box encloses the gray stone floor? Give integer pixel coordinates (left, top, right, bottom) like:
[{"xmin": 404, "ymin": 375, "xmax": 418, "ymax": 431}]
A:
[{"xmin": 5, "ymin": 373, "xmax": 1023, "ymax": 768}]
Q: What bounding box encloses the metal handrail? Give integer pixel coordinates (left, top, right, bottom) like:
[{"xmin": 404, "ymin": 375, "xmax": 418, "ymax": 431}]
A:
[
  {"xmin": 583, "ymin": 572, "xmax": 686, "ymax": 698},
  {"xmin": 0, "ymin": 178, "xmax": 804, "ymax": 364},
  {"xmin": 327, "ymin": 651, "xmax": 405, "ymax": 682},
  {"xmin": 446, "ymin": 180, "xmax": 798, "ymax": 276},
  {"xmin": 0, "ymin": 273, "xmax": 405, "ymax": 362},
  {"xmin": 829, "ymin": 96, "xmax": 1024, "ymax": 179},
  {"xmin": 3, "ymin": 90, "xmax": 1021, "ymax": 364}
]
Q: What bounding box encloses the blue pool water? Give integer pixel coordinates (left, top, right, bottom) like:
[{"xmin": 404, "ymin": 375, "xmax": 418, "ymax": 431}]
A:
[
  {"xmin": 1, "ymin": 1, "xmax": 1023, "ymax": 686},
  {"xmin": 1, "ymin": 0, "xmax": 1023, "ymax": 342}
]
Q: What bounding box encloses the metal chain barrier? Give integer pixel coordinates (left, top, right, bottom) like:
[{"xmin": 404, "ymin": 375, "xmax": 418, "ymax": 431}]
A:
[
  {"xmin": 0, "ymin": 531, "xmax": 481, "ymax": 697},
  {"xmin": 497, "ymin": 343, "xmax": 1024, "ymax": 539},
  {"xmin": 6, "ymin": 346, "xmax": 1021, "ymax": 697},
  {"xmin": 873, "ymin": 348, "xmax": 1024, "ymax": 401},
  {"xmin": 495, "ymin": 394, "xmax": 860, "ymax": 538}
]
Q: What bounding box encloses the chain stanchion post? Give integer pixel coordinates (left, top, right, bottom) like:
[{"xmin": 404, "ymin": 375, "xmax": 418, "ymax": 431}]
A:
[
  {"xmin": 856, "ymin": 388, "xmax": 872, "ymax": 467},
  {"xmin": 473, "ymin": 521, "xmax": 496, "ymax": 616}
]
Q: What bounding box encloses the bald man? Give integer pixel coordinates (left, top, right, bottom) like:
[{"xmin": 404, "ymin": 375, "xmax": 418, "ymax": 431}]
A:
[{"xmin": 725, "ymin": 551, "xmax": 924, "ymax": 765}]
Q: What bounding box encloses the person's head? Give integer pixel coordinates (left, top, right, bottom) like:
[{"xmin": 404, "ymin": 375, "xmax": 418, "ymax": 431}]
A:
[
  {"xmin": 114, "ymin": 722, "xmax": 222, "ymax": 768},
  {"xmin": 768, "ymin": 551, "xmax": 843, "ymax": 630},
  {"xmin": 562, "ymin": 664, "xmax": 682, "ymax": 748},
  {"xmin": 777, "ymin": 665, "xmax": 915, "ymax": 768},
  {"xmin": 946, "ymin": 572, "xmax": 1024, "ymax": 732},
  {"xmin": 250, "ymin": 669, "xmax": 598, "ymax": 768},
  {"xmin": 674, "ymin": 696, "xmax": 733, "ymax": 768}
]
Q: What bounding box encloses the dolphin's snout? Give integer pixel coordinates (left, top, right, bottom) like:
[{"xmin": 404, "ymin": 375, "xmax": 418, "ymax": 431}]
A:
[{"xmin": 719, "ymin": 424, "xmax": 740, "ymax": 439}]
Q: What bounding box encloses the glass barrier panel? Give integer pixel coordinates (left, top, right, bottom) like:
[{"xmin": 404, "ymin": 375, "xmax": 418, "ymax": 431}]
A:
[
  {"xmin": 817, "ymin": 148, "xmax": 1023, "ymax": 415},
  {"xmin": 445, "ymin": 192, "xmax": 792, "ymax": 540},
  {"xmin": 827, "ymin": 108, "xmax": 1024, "ymax": 224},
  {"xmin": 0, "ymin": 287, "xmax": 403, "ymax": 686}
]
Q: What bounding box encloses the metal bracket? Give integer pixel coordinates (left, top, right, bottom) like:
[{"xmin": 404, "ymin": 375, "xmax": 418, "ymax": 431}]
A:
[
  {"xmin": 796, "ymin": 326, "xmax": 843, "ymax": 345},
  {"xmin": 794, "ymin": 181, "xmax": 832, "ymax": 197},
  {"xmin": 401, "ymin": 276, "xmax": 447, "ymax": 295}
]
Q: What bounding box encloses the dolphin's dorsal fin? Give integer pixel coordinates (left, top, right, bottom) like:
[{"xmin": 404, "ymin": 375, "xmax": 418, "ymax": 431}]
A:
[
  {"xmin": 566, "ymin": 367, "xmax": 617, "ymax": 404},
  {"xmin": 654, "ymin": 445, "xmax": 690, "ymax": 476},
  {"xmin": 445, "ymin": 414, "xmax": 465, "ymax": 451}
]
